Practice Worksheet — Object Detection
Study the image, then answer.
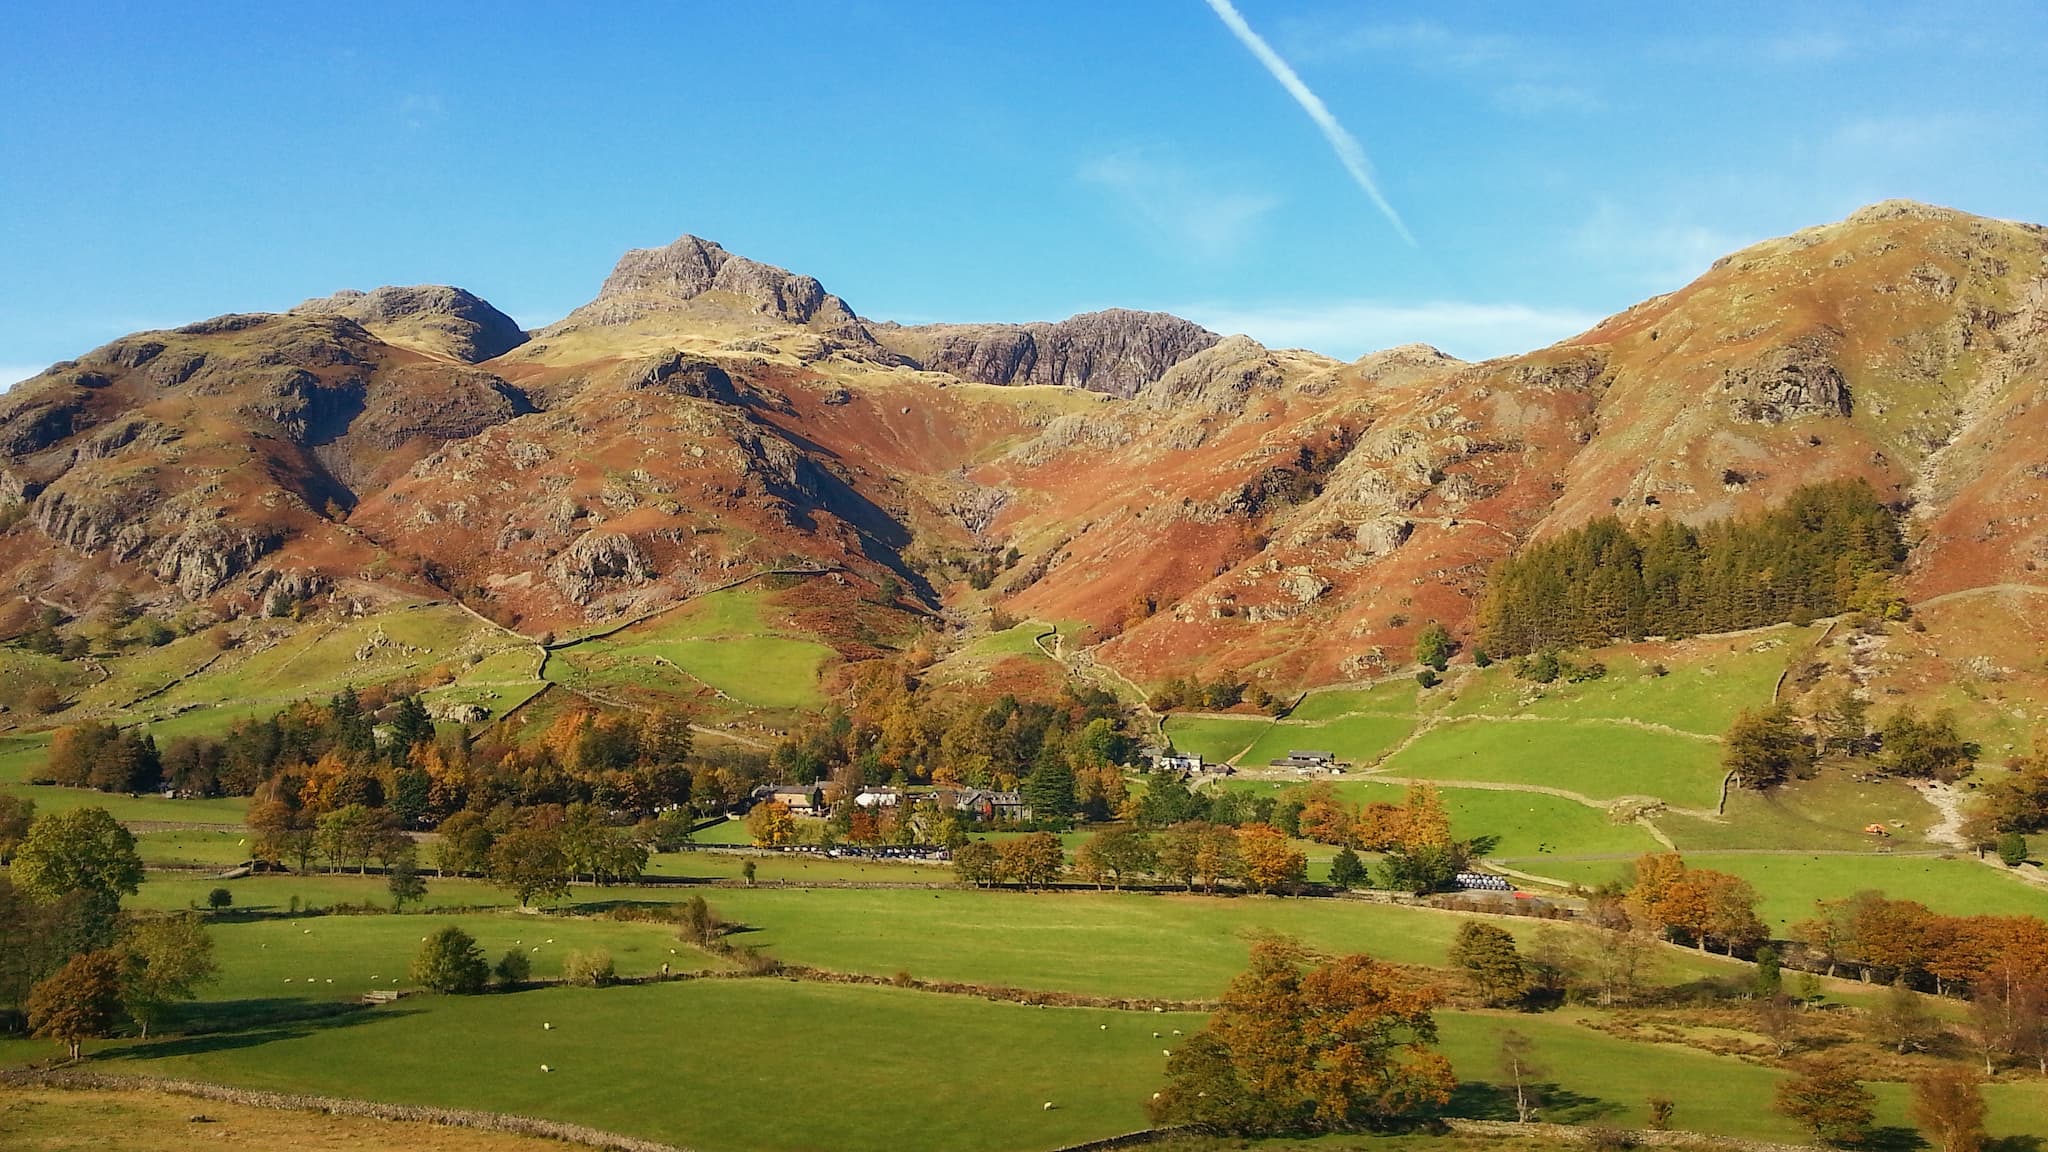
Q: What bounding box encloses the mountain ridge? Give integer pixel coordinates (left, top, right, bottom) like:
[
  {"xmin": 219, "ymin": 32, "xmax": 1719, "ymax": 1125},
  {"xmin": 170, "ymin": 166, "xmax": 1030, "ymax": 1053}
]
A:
[{"xmin": 3, "ymin": 200, "xmax": 2044, "ymax": 693}]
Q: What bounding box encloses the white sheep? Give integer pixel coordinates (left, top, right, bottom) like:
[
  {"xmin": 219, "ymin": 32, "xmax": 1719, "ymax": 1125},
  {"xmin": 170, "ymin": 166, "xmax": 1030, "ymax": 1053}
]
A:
[
  {"xmin": 1172, "ymin": 1029, "xmax": 1182, "ymax": 1035},
  {"xmin": 540, "ymin": 1064, "xmax": 552, "ymax": 1073},
  {"xmin": 1152, "ymin": 1032, "xmax": 1160, "ymax": 1038},
  {"xmin": 1042, "ymin": 1102, "xmax": 1055, "ymax": 1111},
  {"xmin": 1098, "ymin": 1024, "xmax": 1107, "ymax": 1030},
  {"xmin": 543, "ymin": 1022, "xmax": 553, "ymax": 1030},
  {"xmin": 1162, "ymin": 1049, "xmax": 1172, "ymax": 1057}
]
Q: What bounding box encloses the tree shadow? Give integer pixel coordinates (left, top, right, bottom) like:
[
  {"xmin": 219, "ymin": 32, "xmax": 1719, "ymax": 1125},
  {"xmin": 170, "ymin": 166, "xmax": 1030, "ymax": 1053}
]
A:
[
  {"xmin": 1445, "ymin": 1081, "xmax": 1620, "ymax": 1124},
  {"xmin": 1864, "ymin": 1125, "xmax": 1928, "ymax": 1152},
  {"xmin": 1987, "ymin": 1137, "xmax": 2044, "ymax": 1152},
  {"xmin": 169, "ymin": 996, "xmax": 410, "ymax": 1038},
  {"xmin": 105, "ymin": 1002, "xmax": 415, "ymax": 1062}
]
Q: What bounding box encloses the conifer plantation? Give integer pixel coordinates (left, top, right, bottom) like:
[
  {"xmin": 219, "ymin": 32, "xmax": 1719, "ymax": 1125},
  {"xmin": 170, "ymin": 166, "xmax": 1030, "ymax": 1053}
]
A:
[{"xmin": 1477, "ymin": 479, "xmax": 1907, "ymax": 655}]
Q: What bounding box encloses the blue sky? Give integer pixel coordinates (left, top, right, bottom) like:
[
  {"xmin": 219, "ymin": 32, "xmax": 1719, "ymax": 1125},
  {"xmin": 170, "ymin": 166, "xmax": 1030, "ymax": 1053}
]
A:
[{"xmin": 4, "ymin": 2, "xmax": 2045, "ymax": 386}]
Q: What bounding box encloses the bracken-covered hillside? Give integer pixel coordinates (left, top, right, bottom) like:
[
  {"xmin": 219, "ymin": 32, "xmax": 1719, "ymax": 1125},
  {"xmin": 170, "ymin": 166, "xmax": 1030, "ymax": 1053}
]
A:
[{"xmin": 2, "ymin": 200, "xmax": 2043, "ymax": 693}]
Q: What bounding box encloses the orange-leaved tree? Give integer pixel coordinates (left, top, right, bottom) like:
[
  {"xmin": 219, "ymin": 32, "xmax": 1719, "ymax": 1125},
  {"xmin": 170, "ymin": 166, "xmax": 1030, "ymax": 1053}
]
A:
[{"xmin": 1148, "ymin": 937, "xmax": 1455, "ymax": 1134}]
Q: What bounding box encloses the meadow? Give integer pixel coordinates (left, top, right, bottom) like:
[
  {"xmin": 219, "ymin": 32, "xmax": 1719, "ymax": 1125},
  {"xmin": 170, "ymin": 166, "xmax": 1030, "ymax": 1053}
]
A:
[
  {"xmin": 547, "ymin": 585, "xmax": 834, "ymax": 710},
  {"xmin": 1534, "ymin": 851, "xmax": 2048, "ymax": 930},
  {"xmin": 1377, "ymin": 718, "xmax": 1727, "ymax": 809}
]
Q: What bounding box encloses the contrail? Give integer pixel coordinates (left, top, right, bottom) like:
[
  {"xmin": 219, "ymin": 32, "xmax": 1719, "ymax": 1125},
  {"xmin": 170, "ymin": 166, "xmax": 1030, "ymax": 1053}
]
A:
[{"xmin": 1201, "ymin": 0, "xmax": 1416, "ymax": 246}]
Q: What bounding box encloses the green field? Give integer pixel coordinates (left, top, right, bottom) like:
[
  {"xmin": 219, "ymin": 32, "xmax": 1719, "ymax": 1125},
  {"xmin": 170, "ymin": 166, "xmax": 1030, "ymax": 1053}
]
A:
[
  {"xmin": 39, "ymin": 982, "xmax": 2047, "ymax": 1152},
  {"xmin": 1380, "ymin": 719, "xmax": 1727, "ymax": 809},
  {"xmin": 1442, "ymin": 631, "xmax": 1808, "ymax": 736},
  {"xmin": 1536, "ymin": 851, "xmax": 2048, "ymax": 930},
  {"xmin": 97, "ymin": 981, "xmax": 1194, "ymax": 1152},
  {"xmin": 134, "ymin": 827, "xmax": 255, "ymax": 868},
  {"xmin": 193, "ymin": 913, "xmax": 705, "ymax": 1004},
  {"xmin": 551, "ymin": 586, "xmax": 834, "ymax": 710},
  {"xmin": 0, "ymin": 783, "xmax": 247, "ymax": 825},
  {"xmin": 697, "ymin": 887, "xmax": 1731, "ymax": 999},
  {"xmin": 1659, "ymin": 768, "xmax": 1940, "ymax": 851},
  {"xmin": 1162, "ymin": 714, "xmax": 1273, "ymax": 763},
  {"xmin": 1285, "ymin": 681, "xmax": 1419, "ymax": 724},
  {"xmin": 1240, "ymin": 713, "xmax": 1416, "ymax": 768}
]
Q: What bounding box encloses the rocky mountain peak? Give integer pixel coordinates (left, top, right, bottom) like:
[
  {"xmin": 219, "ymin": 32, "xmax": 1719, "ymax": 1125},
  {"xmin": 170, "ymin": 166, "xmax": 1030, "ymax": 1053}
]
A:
[
  {"xmin": 292, "ymin": 285, "xmax": 528, "ymax": 364},
  {"xmin": 543, "ymin": 233, "xmax": 866, "ymax": 338},
  {"xmin": 875, "ymin": 308, "xmax": 1220, "ymax": 397}
]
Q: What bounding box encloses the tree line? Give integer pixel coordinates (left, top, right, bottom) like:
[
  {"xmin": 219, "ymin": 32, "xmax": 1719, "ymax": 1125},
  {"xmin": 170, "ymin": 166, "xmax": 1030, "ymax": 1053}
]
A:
[
  {"xmin": 2, "ymin": 802, "xmax": 216, "ymax": 1055},
  {"xmin": 1477, "ymin": 479, "xmax": 1908, "ymax": 656}
]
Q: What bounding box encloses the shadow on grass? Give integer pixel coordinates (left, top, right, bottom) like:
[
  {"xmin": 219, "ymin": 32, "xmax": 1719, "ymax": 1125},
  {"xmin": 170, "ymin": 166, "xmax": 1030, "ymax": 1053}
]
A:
[
  {"xmin": 1987, "ymin": 1137, "xmax": 2044, "ymax": 1152},
  {"xmin": 1446, "ymin": 1081, "xmax": 1621, "ymax": 1124},
  {"xmin": 1865, "ymin": 1126, "xmax": 1928, "ymax": 1152},
  {"xmin": 149, "ymin": 997, "xmax": 418, "ymax": 1048}
]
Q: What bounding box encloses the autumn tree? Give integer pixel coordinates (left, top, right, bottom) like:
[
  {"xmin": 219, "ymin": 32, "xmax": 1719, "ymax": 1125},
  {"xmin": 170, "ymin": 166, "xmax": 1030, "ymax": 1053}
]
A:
[
  {"xmin": 485, "ymin": 826, "xmax": 570, "ymax": 908},
  {"xmin": 746, "ymin": 799, "xmax": 797, "ymax": 847},
  {"xmin": 1147, "ymin": 938, "xmax": 1455, "ymax": 1134},
  {"xmin": 1237, "ymin": 824, "xmax": 1307, "ymax": 894},
  {"xmin": 1869, "ymin": 977, "xmax": 1940, "ymax": 1054},
  {"xmin": 1909, "ymin": 1066, "xmax": 1987, "ymax": 1152},
  {"xmin": 1774, "ymin": 1060, "xmax": 1876, "ymax": 1146},
  {"xmin": 1192, "ymin": 823, "xmax": 1243, "ymax": 893},
  {"xmin": 115, "ymin": 913, "xmax": 217, "ymax": 1039},
  {"xmin": 412, "ymin": 925, "xmax": 489, "ymax": 994},
  {"xmin": 28, "ymin": 950, "xmax": 124, "ymax": 1060},
  {"xmin": 952, "ymin": 840, "xmax": 999, "ymax": 887},
  {"xmin": 1074, "ymin": 827, "xmax": 1154, "ymax": 890},
  {"xmin": 997, "ymin": 832, "xmax": 1064, "ymax": 888},
  {"xmin": 1723, "ymin": 704, "xmax": 1812, "ymax": 789},
  {"xmin": 1449, "ymin": 922, "xmax": 1528, "ymax": 1007},
  {"xmin": 1156, "ymin": 824, "xmax": 1202, "ymax": 890}
]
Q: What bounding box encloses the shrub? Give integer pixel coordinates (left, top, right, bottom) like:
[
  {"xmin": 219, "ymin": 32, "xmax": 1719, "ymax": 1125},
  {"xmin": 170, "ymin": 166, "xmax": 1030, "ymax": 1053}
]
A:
[
  {"xmin": 1415, "ymin": 669, "xmax": 1440, "ymax": 689},
  {"xmin": 206, "ymin": 887, "xmax": 233, "ymax": 911},
  {"xmin": 494, "ymin": 948, "xmax": 532, "ymax": 987},
  {"xmin": 1996, "ymin": 832, "xmax": 2029, "ymax": 867},
  {"xmin": 411, "ymin": 926, "xmax": 489, "ymax": 994},
  {"xmin": 563, "ymin": 949, "xmax": 615, "ymax": 987}
]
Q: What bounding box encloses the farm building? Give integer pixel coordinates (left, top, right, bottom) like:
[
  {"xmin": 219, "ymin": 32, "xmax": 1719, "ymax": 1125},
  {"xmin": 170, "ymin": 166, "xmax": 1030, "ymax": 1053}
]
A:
[
  {"xmin": 1152, "ymin": 752, "xmax": 1205, "ymax": 775},
  {"xmin": 853, "ymin": 787, "xmax": 904, "ymax": 809},
  {"xmin": 756, "ymin": 784, "xmax": 825, "ymax": 817},
  {"xmin": 1267, "ymin": 749, "xmax": 1344, "ymax": 772},
  {"xmin": 940, "ymin": 788, "xmax": 1034, "ymax": 823}
]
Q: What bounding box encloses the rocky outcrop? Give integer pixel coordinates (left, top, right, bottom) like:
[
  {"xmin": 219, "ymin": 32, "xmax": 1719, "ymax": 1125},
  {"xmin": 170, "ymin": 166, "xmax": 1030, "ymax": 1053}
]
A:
[
  {"xmin": 549, "ymin": 531, "xmax": 654, "ymax": 604},
  {"xmin": 543, "ymin": 235, "xmax": 870, "ymax": 340},
  {"xmin": 293, "ymin": 285, "xmax": 529, "ymax": 363},
  {"xmin": 879, "ymin": 309, "xmax": 1220, "ymax": 397},
  {"xmin": 154, "ymin": 521, "xmax": 284, "ymax": 599},
  {"xmin": 1138, "ymin": 335, "xmax": 1285, "ymax": 413},
  {"xmin": 1720, "ymin": 337, "xmax": 1852, "ymax": 423},
  {"xmin": 624, "ymin": 351, "xmax": 739, "ymax": 403}
]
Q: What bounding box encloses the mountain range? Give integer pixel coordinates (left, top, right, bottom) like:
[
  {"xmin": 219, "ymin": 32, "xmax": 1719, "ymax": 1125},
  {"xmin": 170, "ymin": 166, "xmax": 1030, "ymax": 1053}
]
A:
[{"xmin": 4, "ymin": 199, "xmax": 2044, "ymax": 692}]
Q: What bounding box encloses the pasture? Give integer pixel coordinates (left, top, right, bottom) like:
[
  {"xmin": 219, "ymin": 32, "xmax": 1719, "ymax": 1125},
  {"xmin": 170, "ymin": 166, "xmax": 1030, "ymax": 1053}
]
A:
[
  {"xmin": 1377, "ymin": 718, "xmax": 1727, "ymax": 809},
  {"xmin": 1441, "ymin": 630, "xmax": 1808, "ymax": 737},
  {"xmin": 1161, "ymin": 714, "xmax": 1273, "ymax": 763},
  {"xmin": 95, "ymin": 980, "xmax": 1194, "ymax": 1152},
  {"xmin": 548, "ymin": 585, "xmax": 834, "ymax": 710},
  {"xmin": 1240, "ymin": 713, "xmax": 1415, "ymax": 768},
  {"xmin": 1534, "ymin": 851, "xmax": 2048, "ymax": 930}
]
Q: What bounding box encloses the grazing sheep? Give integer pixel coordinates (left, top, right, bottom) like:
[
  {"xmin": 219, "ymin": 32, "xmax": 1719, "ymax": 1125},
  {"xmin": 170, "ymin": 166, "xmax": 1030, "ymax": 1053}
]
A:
[
  {"xmin": 1042, "ymin": 1102, "xmax": 1054, "ymax": 1111},
  {"xmin": 1162, "ymin": 1050, "xmax": 1172, "ymax": 1057},
  {"xmin": 1172, "ymin": 1029, "xmax": 1182, "ymax": 1035},
  {"xmin": 1099, "ymin": 1024, "xmax": 1107, "ymax": 1031},
  {"xmin": 543, "ymin": 1022, "xmax": 553, "ymax": 1030},
  {"xmin": 540, "ymin": 1064, "xmax": 552, "ymax": 1073}
]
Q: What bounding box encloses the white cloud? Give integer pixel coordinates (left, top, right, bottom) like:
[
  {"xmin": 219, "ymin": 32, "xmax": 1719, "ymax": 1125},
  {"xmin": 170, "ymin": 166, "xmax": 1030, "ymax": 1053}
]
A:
[
  {"xmin": 1202, "ymin": 0, "xmax": 1415, "ymax": 245},
  {"xmin": 1077, "ymin": 152, "xmax": 1279, "ymax": 261},
  {"xmin": 1176, "ymin": 299, "xmax": 1601, "ymax": 362}
]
